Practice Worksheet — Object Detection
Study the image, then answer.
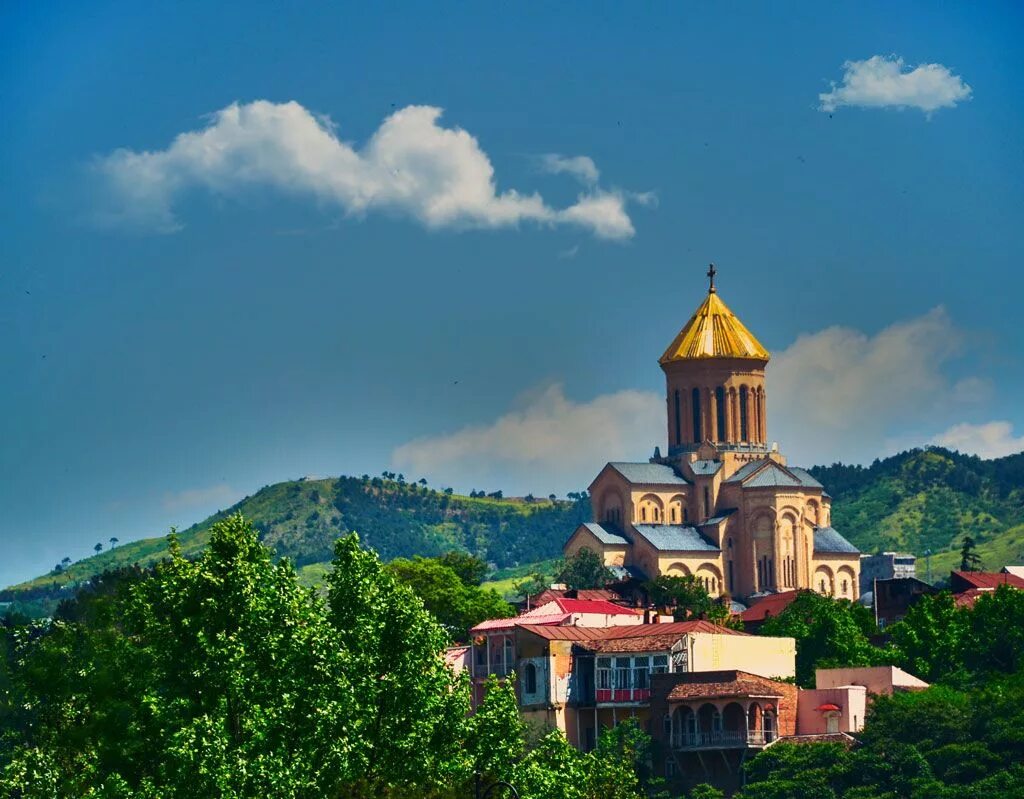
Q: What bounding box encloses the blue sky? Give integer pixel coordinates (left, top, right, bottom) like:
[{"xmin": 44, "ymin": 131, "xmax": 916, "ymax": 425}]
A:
[{"xmin": 3, "ymin": 1, "xmax": 1023, "ymax": 586}]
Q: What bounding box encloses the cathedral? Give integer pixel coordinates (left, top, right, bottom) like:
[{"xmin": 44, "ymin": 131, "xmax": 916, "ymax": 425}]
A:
[{"xmin": 564, "ymin": 267, "xmax": 860, "ymax": 603}]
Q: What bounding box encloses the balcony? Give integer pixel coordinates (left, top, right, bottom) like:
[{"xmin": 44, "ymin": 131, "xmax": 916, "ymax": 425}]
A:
[{"xmin": 672, "ymin": 729, "xmax": 771, "ymax": 750}]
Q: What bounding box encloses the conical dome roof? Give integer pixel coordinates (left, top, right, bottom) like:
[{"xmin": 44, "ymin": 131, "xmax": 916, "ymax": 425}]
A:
[{"xmin": 660, "ymin": 290, "xmax": 769, "ymax": 363}]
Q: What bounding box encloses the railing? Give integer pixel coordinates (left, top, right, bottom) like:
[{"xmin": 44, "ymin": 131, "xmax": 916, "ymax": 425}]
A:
[{"xmin": 671, "ymin": 730, "xmax": 771, "ymax": 749}]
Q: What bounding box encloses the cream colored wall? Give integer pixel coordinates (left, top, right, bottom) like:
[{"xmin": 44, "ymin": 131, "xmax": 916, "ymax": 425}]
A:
[
  {"xmin": 688, "ymin": 631, "xmax": 796, "ymax": 680},
  {"xmin": 563, "ymin": 526, "xmax": 626, "ymax": 567},
  {"xmin": 812, "ymin": 555, "xmax": 860, "ymax": 600}
]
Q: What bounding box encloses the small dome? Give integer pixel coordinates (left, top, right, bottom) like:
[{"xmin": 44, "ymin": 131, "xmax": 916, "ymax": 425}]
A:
[{"xmin": 660, "ymin": 291, "xmax": 769, "ymax": 363}]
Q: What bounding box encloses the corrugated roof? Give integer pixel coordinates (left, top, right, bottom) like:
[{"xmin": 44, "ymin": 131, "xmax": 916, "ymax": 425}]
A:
[
  {"xmin": 469, "ymin": 613, "xmax": 570, "ymax": 633},
  {"xmin": 633, "ymin": 524, "xmax": 720, "ymax": 552},
  {"xmin": 690, "ymin": 459, "xmax": 723, "ymax": 476},
  {"xmin": 659, "ymin": 291, "xmax": 770, "ymax": 363},
  {"xmin": 517, "ymin": 619, "xmax": 745, "ymax": 643},
  {"xmin": 725, "ymin": 459, "xmax": 772, "ymax": 483},
  {"xmin": 743, "ymin": 462, "xmax": 803, "ymax": 488},
  {"xmin": 788, "ymin": 467, "xmax": 824, "ymax": 488},
  {"xmin": 550, "ymin": 598, "xmax": 642, "ymax": 616},
  {"xmin": 579, "ymin": 522, "xmax": 630, "ymax": 546},
  {"xmin": 813, "ymin": 526, "xmax": 859, "ymax": 555},
  {"xmin": 951, "ymin": 571, "xmax": 1024, "ymax": 590},
  {"xmin": 739, "ymin": 590, "xmax": 800, "ymax": 622},
  {"xmin": 607, "ymin": 462, "xmax": 689, "ymax": 485}
]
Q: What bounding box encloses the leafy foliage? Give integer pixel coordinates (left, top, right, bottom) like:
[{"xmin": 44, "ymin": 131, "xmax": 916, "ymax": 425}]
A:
[
  {"xmin": 2, "ymin": 477, "xmax": 590, "ymax": 617},
  {"xmin": 554, "ymin": 548, "xmax": 613, "ymax": 590},
  {"xmin": 645, "ymin": 575, "xmax": 741, "ymax": 628},
  {"xmin": 384, "ymin": 555, "xmax": 514, "ymax": 640},
  {"xmin": 759, "ymin": 591, "xmax": 887, "ymax": 686}
]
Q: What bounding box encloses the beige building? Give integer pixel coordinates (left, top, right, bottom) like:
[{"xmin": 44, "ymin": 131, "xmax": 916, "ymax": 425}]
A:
[{"xmin": 564, "ymin": 267, "xmax": 860, "ymax": 602}]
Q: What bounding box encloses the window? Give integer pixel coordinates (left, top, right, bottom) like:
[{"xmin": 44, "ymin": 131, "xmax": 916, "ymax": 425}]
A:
[
  {"xmin": 633, "ymin": 656, "xmax": 650, "ymax": 689},
  {"xmin": 640, "ymin": 507, "xmax": 647, "ymax": 522},
  {"xmin": 715, "ymin": 386, "xmax": 726, "ymax": 442},
  {"xmin": 674, "ymin": 390, "xmax": 681, "ymax": 446},
  {"xmin": 670, "ymin": 507, "xmax": 678, "ymax": 523},
  {"xmin": 841, "ymin": 579, "xmax": 849, "ymax": 595},
  {"xmin": 614, "ymin": 658, "xmax": 631, "ymax": 690},
  {"xmin": 739, "ymin": 386, "xmax": 749, "ymax": 441},
  {"xmin": 652, "ymin": 655, "xmax": 668, "ymax": 674},
  {"xmin": 691, "ymin": 388, "xmax": 702, "ymax": 443},
  {"xmin": 524, "ymin": 662, "xmax": 537, "ymax": 695},
  {"xmin": 703, "ymin": 487, "xmax": 710, "ymax": 519},
  {"xmin": 597, "ymin": 657, "xmax": 613, "ymax": 690},
  {"xmin": 666, "ymin": 760, "xmax": 677, "ymax": 777}
]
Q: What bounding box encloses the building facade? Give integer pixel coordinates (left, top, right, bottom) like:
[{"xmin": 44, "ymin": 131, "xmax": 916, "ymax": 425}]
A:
[{"xmin": 564, "ymin": 269, "xmax": 861, "ymax": 602}]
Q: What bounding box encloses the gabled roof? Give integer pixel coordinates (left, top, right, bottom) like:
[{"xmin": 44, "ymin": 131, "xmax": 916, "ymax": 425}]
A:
[
  {"xmin": 545, "ymin": 598, "xmax": 641, "ymax": 616},
  {"xmin": 633, "ymin": 524, "xmax": 720, "ymax": 552},
  {"xmin": 470, "ymin": 613, "xmax": 570, "ymax": 633},
  {"xmin": 950, "ymin": 571, "xmax": 1024, "ymax": 591},
  {"xmin": 739, "ymin": 590, "xmax": 800, "ymax": 623},
  {"xmin": 606, "ymin": 462, "xmax": 689, "ymax": 486},
  {"xmin": 725, "ymin": 459, "xmax": 824, "ymax": 489},
  {"xmin": 813, "ymin": 526, "xmax": 860, "ymax": 555},
  {"xmin": 577, "ymin": 522, "xmax": 631, "ymax": 546},
  {"xmin": 660, "ymin": 291, "xmax": 770, "ymax": 363}
]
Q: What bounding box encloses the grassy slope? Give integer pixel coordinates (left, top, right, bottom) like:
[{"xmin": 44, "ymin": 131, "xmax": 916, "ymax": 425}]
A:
[
  {"xmin": 810, "ymin": 448, "xmax": 1024, "ymax": 575},
  {"xmin": 4, "ymin": 477, "xmax": 587, "ymax": 612}
]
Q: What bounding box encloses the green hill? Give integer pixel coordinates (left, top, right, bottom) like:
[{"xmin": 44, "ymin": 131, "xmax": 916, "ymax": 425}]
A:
[
  {"xmin": 2, "ymin": 475, "xmax": 589, "ymax": 616},
  {"xmin": 809, "ymin": 447, "xmax": 1024, "ymax": 575},
  {"xmin": 7, "ymin": 448, "xmax": 1024, "ymax": 617}
]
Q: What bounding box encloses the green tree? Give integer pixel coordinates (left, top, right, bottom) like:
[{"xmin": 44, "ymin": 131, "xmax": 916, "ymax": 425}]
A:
[
  {"xmin": 887, "ymin": 591, "xmax": 969, "ymax": 683},
  {"xmin": 438, "ymin": 551, "xmax": 489, "ymax": 586},
  {"xmin": 555, "ymin": 548, "xmax": 613, "ymax": 590},
  {"xmin": 385, "ymin": 555, "xmax": 513, "ymax": 638},
  {"xmin": 959, "ymin": 535, "xmax": 982, "ymax": 571},
  {"xmin": 645, "ymin": 575, "xmax": 740, "ymax": 628},
  {"xmin": 759, "ymin": 590, "xmax": 884, "ymax": 686}
]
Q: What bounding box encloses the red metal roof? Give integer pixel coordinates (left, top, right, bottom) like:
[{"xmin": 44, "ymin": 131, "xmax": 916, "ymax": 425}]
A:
[
  {"xmin": 951, "ymin": 571, "xmax": 1024, "ymax": 590},
  {"xmin": 516, "ymin": 619, "xmax": 745, "ymax": 643},
  {"xmin": 550, "ymin": 598, "xmax": 642, "ymax": 615},
  {"xmin": 739, "ymin": 590, "xmax": 800, "ymax": 623},
  {"xmin": 816, "ymin": 703, "xmax": 841, "ymax": 712},
  {"xmin": 469, "ymin": 613, "xmax": 570, "ymax": 633}
]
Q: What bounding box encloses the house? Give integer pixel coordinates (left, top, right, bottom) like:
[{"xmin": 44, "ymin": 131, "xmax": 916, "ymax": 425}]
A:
[
  {"xmin": 950, "ymin": 570, "xmax": 1024, "ymax": 607},
  {"xmin": 796, "ymin": 665, "xmax": 929, "ymax": 737},
  {"xmin": 737, "ymin": 590, "xmax": 799, "ymax": 632},
  {"xmin": 650, "ymin": 669, "xmax": 798, "ymax": 792},
  {"xmin": 859, "ymin": 552, "xmax": 916, "ymax": 596}
]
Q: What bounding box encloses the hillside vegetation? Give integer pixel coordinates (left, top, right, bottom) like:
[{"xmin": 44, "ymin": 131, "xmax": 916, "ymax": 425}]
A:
[
  {"xmin": 7, "ymin": 447, "xmax": 1024, "ymax": 616},
  {"xmin": 809, "ymin": 447, "xmax": 1024, "ymax": 575},
  {"xmin": 2, "ymin": 475, "xmax": 589, "ymax": 616}
]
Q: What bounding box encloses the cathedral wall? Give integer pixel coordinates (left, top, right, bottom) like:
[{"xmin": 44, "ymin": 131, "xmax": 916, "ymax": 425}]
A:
[
  {"xmin": 563, "ymin": 527, "xmax": 626, "ymax": 567},
  {"xmin": 811, "ymin": 555, "xmax": 860, "ymax": 600}
]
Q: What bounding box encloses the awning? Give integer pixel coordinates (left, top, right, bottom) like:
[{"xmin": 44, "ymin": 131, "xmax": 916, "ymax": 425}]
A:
[{"xmin": 816, "ymin": 703, "xmax": 841, "ymax": 712}]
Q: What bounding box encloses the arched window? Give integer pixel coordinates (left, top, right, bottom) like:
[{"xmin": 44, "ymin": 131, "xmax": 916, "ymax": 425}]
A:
[
  {"xmin": 674, "ymin": 390, "xmax": 682, "ymax": 446},
  {"xmin": 683, "ymin": 507, "xmax": 689, "ymax": 523},
  {"xmin": 640, "ymin": 507, "xmax": 647, "ymax": 522},
  {"xmin": 691, "ymin": 388, "xmax": 702, "ymax": 443},
  {"xmin": 715, "ymin": 386, "xmax": 726, "ymax": 442},
  {"xmin": 739, "ymin": 386, "xmax": 749, "ymax": 441},
  {"xmin": 841, "ymin": 579, "xmax": 849, "ymax": 595},
  {"xmin": 654, "ymin": 507, "xmax": 661, "ymax": 522},
  {"xmin": 524, "ymin": 662, "xmax": 537, "ymax": 694}
]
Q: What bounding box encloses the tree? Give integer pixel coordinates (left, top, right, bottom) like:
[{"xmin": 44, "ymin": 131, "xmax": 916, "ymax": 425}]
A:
[
  {"xmin": 555, "ymin": 548, "xmax": 613, "ymax": 590},
  {"xmin": 108, "ymin": 536, "xmax": 119, "ymax": 549},
  {"xmin": 385, "ymin": 555, "xmax": 512, "ymax": 637},
  {"xmin": 93, "ymin": 542, "xmax": 102, "ymax": 554},
  {"xmin": 438, "ymin": 551, "xmax": 489, "ymax": 587},
  {"xmin": 959, "ymin": 535, "xmax": 982, "ymax": 571},
  {"xmin": 887, "ymin": 591, "xmax": 969, "ymax": 683},
  {"xmin": 759, "ymin": 591, "xmax": 885, "ymax": 686},
  {"xmin": 645, "ymin": 575, "xmax": 738, "ymax": 627}
]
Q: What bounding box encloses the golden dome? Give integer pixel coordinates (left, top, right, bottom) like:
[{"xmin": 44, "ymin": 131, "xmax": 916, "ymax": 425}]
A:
[{"xmin": 659, "ymin": 290, "xmax": 770, "ymax": 363}]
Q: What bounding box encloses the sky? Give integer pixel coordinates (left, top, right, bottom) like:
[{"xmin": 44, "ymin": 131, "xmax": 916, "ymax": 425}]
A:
[{"xmin": 2, "ymin": 1, "xmax": 1023, "ymax": 587}]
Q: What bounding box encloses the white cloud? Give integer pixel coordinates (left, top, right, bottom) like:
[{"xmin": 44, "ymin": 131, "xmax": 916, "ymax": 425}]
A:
[
  {"xmin": 93, "ymin": 101, "xmax": 639, "ymax": 239},
  {"xmin": 392, "ymin": 309, "xmax": 991, "ymax": 492},
  {"xmin": 162, "ymin": 483, "xmax": 238, "ymax": 512},
  {"xmin": 820, "ymin": 55, "xmax": 972, "ymax": 114},
  {"xmin": 391, "ymin": 383, "xmax": 662, "ymax": 496},
  {"xmin": 932, "ymin": 421, "xmax": 1024, "ymax": 460},
  {"xmin": 539, "ymin": 154, "xmax": 599, "ymax": 185},
  {"xmin": 768, "ymin": 307, "xmax": 984, "ymax": 464}
]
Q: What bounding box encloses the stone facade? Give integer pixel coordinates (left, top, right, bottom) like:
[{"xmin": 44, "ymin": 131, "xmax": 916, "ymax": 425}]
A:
[{"xmin": 564, "ymin": 275, "xmax": 861, "ymax": 602}]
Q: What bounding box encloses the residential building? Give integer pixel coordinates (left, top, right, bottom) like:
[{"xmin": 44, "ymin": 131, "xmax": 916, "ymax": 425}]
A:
[
  {"xmin": 872, "ymin": 577, "xmax": 936, "ymax": 628},
  {"xmin": 859, "ymin": 551, "xmax": 916, "ymax": 595},
  {"xmin": 562, "ymin": 270, "xmax": 860, "ymax": 603},
  {"xmin": 950, "ymin": 570, "xmax": 1024, "ymax": 607}
]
